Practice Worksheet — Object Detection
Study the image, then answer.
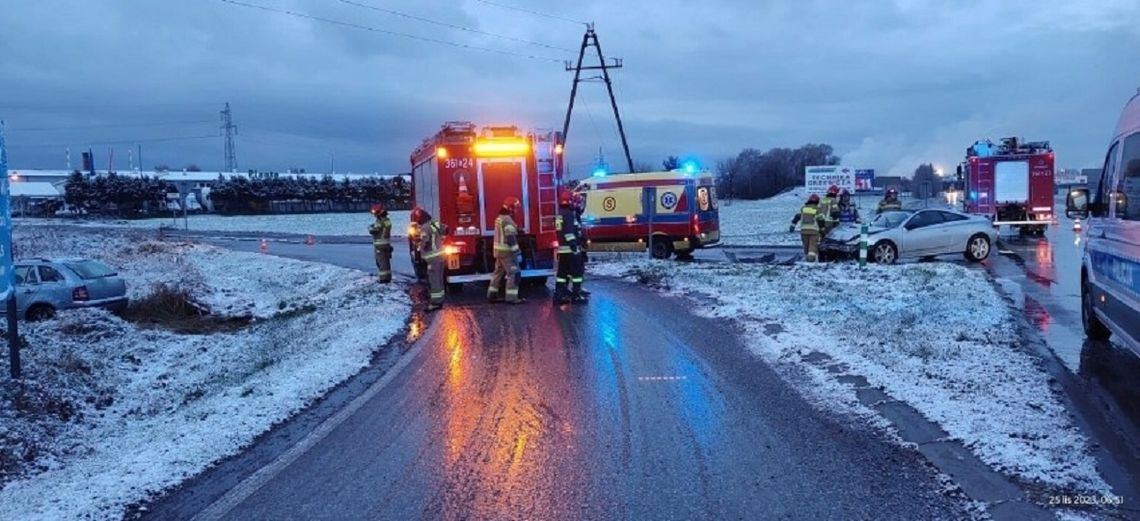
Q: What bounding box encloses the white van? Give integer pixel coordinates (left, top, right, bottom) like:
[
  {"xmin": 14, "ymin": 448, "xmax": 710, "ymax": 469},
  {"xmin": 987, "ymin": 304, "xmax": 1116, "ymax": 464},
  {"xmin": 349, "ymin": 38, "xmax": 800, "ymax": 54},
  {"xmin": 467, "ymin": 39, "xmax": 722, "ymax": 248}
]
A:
[{"xmin": 1067, "ymin": 89, "xmax": 1140, "ymax": 354}]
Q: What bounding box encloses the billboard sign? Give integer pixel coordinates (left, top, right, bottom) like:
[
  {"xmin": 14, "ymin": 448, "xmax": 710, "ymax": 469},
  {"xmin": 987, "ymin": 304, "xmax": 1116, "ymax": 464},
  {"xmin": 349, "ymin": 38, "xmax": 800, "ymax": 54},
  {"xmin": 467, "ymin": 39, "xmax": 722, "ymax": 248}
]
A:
[
  {"xmin": 855, "ymin": 169, "xmax": 875, "ymax": 192},
  {"xmin": 805, "ymin": 165, "xmax": 855, "ymax": 195}
]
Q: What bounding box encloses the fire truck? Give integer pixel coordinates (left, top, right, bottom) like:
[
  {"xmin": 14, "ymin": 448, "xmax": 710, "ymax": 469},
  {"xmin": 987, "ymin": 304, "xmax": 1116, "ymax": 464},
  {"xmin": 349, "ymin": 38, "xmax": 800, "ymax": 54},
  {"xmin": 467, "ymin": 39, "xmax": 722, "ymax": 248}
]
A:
[
  {"xmin": 408, "ymin": 122, "xmax": 564, "ymax": 287},
  {"xmin": 959, "ymin": 137, "xmax": 1056, "ymax": 235}
]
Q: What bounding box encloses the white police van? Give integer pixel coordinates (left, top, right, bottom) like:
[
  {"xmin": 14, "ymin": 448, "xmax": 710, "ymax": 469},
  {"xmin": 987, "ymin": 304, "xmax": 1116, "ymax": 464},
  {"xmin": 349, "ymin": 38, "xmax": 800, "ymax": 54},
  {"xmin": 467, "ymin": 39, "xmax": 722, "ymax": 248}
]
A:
[{"xmin": 1067, "ymin": 89, "xmax": 1140, "ymax": 354}]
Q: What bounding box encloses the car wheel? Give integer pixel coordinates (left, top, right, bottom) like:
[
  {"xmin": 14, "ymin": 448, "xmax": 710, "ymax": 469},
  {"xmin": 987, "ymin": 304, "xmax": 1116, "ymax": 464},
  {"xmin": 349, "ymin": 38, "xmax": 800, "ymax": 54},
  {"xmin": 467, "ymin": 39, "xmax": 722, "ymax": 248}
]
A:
[
  {"xmin": 26, "ymin": 304, "xmax": 56, "ymax": 322},
  {"xmin": 964, "ymin": 234, "xmax": 991, "ymax": 262},
  {"xmin": 871, "ymin": 241, "xmax": 897, "ymax": 264},
  {"xmin": 650, "ymin": 236, "xmax": 673, "ymax": 260},
  {"xmin": 1082, "ymin": 272, "xmax": 1111, "ymax": 341}
]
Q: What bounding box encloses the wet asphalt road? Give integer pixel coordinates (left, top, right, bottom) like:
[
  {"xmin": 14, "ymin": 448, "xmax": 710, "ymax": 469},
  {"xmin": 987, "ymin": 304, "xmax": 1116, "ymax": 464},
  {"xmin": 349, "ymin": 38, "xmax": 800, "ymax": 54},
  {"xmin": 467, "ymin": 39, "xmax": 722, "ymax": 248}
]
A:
[{"xmin": 143, "ymin": 239, "xmax": 970, "ymax": 520}]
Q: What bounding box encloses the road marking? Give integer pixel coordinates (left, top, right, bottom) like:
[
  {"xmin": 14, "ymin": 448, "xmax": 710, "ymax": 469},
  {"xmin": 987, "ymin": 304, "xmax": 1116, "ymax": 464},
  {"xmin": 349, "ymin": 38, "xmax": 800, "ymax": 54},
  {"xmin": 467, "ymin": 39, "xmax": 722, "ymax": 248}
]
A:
[
  {"xmin": 636, "ymin": 376, "xmax": 688, "ymax": 382},
  {"xmin": 190, "ymin": 316, "xmax": 438, "ymax": 521}
]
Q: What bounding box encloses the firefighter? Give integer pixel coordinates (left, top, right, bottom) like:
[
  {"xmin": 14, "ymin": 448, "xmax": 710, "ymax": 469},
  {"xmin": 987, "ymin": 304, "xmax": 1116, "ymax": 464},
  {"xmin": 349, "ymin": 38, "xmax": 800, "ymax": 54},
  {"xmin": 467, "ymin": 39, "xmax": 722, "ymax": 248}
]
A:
[
  {"xmin": 878, "ymin": 188, "xmax": 903, "ymax": 213},
  {"xmin": 554, "ymin": 190, "xmax": 583, "ymax": 304},
  {"xmin": 368, "ymin": 204, "xmax": 392, "ymax": 283},
  {"xmin": 818, "ymin": 184, "xmax": 841, "ymax": 236},
  {"xmin": 837, "ymin": 189, "xmax": 861, "ymax": 224},
  {"xmin": 789, "ymin": 194, "xmax": 826, "ymax": 262},
  {"xmin": 571, "ymin": 192, "xmax": 589, "ymax": 300},
  {"xmin": 411, "ymin": 207, "xmax": 446, "ymax": 311},
  {"xmin": 487, "ymin": 196, "xmax": 525, "ymax": 304}
]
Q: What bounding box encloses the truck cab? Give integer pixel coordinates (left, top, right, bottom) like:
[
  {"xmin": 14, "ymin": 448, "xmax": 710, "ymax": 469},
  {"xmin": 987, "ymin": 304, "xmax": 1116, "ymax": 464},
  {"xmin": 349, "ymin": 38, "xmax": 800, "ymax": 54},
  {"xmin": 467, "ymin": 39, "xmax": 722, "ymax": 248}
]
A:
[{"xmin": 1066, "ymin": 90, "xmax": 1140, "ymax": 356}]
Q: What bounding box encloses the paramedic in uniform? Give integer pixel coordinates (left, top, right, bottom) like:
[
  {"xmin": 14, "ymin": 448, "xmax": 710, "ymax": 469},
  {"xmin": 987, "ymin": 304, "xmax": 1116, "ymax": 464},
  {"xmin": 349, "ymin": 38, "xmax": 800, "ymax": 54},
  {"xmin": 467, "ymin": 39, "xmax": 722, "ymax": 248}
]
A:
[
  {"xmin": 488, "ymin": 197, "xmax": 525, "ymax": 304},
  {"xmin": 411, "ymin": 207, "xmax": 446, "ymax": 311},
  {"xmin": 790, "ymin": 194, "xmax": 825, "ymax": 262},
  {"xmin": 368, "ymin": 204, "xmax": 393, "ymax": 283}
]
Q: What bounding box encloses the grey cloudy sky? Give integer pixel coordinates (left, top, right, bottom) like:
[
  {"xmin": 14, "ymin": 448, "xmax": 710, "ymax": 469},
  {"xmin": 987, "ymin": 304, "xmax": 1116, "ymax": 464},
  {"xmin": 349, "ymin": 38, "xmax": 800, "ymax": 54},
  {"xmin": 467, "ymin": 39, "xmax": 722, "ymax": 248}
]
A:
[{"xmin": 2, "ymin": 0, "xmax": 1139, "ymax": 178}]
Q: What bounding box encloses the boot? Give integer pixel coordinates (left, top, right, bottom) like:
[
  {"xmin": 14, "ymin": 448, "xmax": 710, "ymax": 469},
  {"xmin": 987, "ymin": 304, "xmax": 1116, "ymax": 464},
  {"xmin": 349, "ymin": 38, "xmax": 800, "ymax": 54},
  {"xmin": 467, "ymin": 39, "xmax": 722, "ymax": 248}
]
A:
[{"xmin": 553, "ymin": 282, "xmax": 568, "ymax": 304}]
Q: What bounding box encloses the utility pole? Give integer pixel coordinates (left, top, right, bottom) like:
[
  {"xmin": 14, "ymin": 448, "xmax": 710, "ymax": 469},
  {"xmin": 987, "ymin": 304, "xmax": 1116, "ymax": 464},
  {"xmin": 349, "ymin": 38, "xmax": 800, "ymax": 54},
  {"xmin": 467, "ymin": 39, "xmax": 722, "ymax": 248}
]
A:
[
  {"xmin": 562, "ymin": 24, "xmax": 634, "ymax": 173},
  {"xmin": 65, "ymin": 147, "xmax": 71, "ymax": 171},
  {"xmin": 330, "ymin": 151, "xmax": 336, "ymax": 174},
  {"xmin": 221, "ymin": 102, "xmax": 238, "ymax": 173},
  {"xmin": 138, "ymin": 145, "xmax": 142, "ymax": 172}
]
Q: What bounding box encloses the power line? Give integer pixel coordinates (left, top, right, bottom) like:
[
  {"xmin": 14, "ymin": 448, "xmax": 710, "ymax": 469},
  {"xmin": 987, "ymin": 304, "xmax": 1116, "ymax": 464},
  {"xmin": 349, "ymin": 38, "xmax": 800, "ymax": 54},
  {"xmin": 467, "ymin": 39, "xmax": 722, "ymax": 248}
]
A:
[
  {"xmin": 472, "ymin": 0, "xmax": 588, "ymax": 26},
  {"xmin": 7, "ymin": 134, "xmax": 219, "ymax": 149},
  {"xmin": 216, "ymin": 0, "xmax": 563, "ymax": 62},
  {"xmin": 332, "ymin": 0, "xmax": 573, "ymax": 52},
  {"xmin": 8, "ymin": 120, "xmax": 216, "ymax": 132}
]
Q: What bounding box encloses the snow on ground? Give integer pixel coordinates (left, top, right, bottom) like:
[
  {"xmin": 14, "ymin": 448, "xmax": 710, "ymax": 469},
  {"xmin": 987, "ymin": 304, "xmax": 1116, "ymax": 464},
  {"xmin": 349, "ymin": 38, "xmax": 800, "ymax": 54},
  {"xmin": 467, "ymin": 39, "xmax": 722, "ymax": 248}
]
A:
[
  {"xmin": 0, "ymin": 228, "xmax": 410, "ymax": 520},
  {"xmin": 16, "ymin": 210, "xmax": 411, "ymax": 239},
  {"xmin": 590, "ymin": 257, "xmax": 1109, "ymax": 495}
]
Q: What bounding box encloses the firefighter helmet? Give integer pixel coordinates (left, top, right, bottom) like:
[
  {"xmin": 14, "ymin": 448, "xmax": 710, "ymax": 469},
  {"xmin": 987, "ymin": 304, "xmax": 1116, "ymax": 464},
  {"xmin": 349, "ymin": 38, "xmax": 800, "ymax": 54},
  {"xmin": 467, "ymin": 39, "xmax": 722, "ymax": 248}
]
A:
[
  {"xmin": 502, "ymin": 196, "xmax": 521, "ymax": 210},
  {"xmin": 410, "ymin": 207, "xmax": 431, "ymax": 224},
  {"xmin": 827, "ymin": 184, "xmax": 840, "ymax": 196},
  {"xmin": 808, "ymin": 194, "xmax": 821, "ymax": 204},
  {"xmin": 886, "ymin": 187, "xmax": 899, "ymax": 198},
  {"xmin": 370, "ymin": 204, "xmax": 387, "ymax": 216},
  {"xmin": 558, "ymin": 189, "xmax": 574, "ymax": 207}
]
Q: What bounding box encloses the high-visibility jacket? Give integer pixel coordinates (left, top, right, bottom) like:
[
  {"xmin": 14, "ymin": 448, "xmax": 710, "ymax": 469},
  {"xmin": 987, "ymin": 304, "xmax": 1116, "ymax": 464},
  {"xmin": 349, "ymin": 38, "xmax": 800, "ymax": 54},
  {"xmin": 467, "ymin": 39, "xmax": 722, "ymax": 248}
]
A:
[
  {"xmin": 494, "ymin": 214, "xmax": 520, "ymax": 254},
  {"xmin": 419, "ymin": 221, "xmax": 444, "ymax": 261},
  {"xmin": 818, "ymin": 196, "xmax": 838, "ymax": 224},
  {"xmin": 554, "ymin": 207, "xmax": 580, "ymax": 254},
  {"xmin": 369, "ymin": 217, "xmax": 391, "ymax": 247},
  {"xmin": 878, "ymin": 199, "xmax": 903, "ymax": 213},
  {"xmin": 838, "ymin": 204, "xmax": 859, "ymax": 224},
  {"xmin": 792, "ymin": 205, "xmax": 824, "ymax": 234}
]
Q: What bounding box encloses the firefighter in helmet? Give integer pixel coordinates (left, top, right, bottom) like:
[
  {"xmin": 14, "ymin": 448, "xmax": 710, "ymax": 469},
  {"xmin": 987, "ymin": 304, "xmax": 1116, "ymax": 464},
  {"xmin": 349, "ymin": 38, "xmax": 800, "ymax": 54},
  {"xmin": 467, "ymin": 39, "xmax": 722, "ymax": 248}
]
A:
[
  {"xmin": 790, "ymin": 194, "xmax": 826, "ymax": 262},
  {"xmin": 554, "ymin": 190, "xmax": 585, "ymax": 304},
  {"xmin": 837, "ymin": 189, "xmax": 861, "ymax": 225},
  {"xmin": 878, "ymin": 188, "xmax": 903, "ymax": 214},
  {"xmin": 572, "ymin": 192, "xmax": 590, "ymax": 299},
  {"xmin": 488, "ymin": 196, "xmax": 525, "ymax": 304},
  {"xmin": 411, "ymin": 207, "xmax": 446, "ymax": 311},
  {"xmin": 368, "ymin": 204, "xmax": 392, "ymax": 283},
  {"xmin": 818, "ymin": 184, "xmax": 841, "ymax": 236}
]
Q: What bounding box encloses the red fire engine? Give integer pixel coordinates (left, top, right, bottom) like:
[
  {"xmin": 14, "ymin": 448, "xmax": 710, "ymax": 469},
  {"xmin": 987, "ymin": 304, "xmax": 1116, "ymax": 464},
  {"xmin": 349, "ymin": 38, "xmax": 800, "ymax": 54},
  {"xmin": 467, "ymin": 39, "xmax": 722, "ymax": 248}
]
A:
[
  {"xmin": 408, "ymin": 122, "xmax": 564, "ymax": 286},
  {"xmin": 959, "ymin": 137, "xmax": 1055, "ymax": 235}
]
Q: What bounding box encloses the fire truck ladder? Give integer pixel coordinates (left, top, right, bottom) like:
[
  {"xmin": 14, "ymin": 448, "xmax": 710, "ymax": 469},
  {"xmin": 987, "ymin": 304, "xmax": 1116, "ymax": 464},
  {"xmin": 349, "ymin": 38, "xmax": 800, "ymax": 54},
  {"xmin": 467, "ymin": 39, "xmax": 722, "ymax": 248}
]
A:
[{"xmin": 561, "ymin": 24, "xmax": 635, "ymax": 173}]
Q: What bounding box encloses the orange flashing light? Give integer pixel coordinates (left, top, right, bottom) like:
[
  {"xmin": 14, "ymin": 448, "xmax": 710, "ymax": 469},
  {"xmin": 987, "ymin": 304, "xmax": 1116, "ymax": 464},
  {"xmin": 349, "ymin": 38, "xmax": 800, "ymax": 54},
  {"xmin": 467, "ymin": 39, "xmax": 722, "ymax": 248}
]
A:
[
  {"xmin": 554, "ymin": 144, "xmax": 564, "ymax": 155},
  {"xmin": 474, "ymin": 139, "xmax": 529, "ymax": 157},
  {"xmin": 436, "ymin": 146, "xmax": 449, "ymax": 159}
]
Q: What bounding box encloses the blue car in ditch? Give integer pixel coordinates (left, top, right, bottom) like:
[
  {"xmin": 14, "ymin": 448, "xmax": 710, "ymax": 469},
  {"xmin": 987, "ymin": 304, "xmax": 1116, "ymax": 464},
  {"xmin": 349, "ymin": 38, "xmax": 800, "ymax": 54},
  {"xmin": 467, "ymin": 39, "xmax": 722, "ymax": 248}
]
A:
[{"xmin": 6, "ymin": 258, "xmax": 129, "ymax": 321}]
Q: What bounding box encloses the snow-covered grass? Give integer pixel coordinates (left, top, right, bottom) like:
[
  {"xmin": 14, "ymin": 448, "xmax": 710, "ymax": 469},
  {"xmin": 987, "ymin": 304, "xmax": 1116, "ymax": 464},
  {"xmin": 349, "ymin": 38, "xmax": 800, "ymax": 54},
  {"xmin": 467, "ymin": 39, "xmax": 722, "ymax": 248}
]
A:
[
  {"xmin": 0, "ymin": 228, "xmax": 410, "ymax": 520},
  {"xmin": 16, "ymin": 210, "xmax": 411, "ymax": 239},
  {"xmin": 592, "ymin": 258, "xmax": 1109, "ymax": 495}
]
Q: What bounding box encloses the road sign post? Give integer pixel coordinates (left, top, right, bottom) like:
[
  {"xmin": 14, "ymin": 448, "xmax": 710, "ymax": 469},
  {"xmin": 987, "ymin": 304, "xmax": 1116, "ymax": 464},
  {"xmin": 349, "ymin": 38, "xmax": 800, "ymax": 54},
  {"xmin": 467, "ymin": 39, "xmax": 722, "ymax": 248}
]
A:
[
  {"xmin": 643, "ymin": 187, "xmax": 656, "ymax": 259},
  {"xmin": 0, "ymin": 122, "xmax": 19, "ymax": 379},
  {"xmin": 859, "ymin": 222, "xmax": 868, "ymax": 268}
]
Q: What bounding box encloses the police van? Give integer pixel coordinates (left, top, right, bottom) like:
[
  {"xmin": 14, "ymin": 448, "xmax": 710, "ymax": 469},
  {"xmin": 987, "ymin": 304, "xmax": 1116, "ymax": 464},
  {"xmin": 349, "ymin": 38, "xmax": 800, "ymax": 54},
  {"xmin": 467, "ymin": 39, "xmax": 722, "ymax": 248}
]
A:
[{"xmin": 1066, "ymin": 89, "xmax": 1140, "ymax": 355}]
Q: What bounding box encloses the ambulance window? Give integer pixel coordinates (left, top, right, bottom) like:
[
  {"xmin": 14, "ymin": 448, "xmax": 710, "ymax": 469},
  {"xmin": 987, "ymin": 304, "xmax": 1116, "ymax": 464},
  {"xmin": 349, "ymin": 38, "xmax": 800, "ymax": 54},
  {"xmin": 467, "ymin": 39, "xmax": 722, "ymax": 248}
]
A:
[{"xmin": 1117, "ymin": 132, "xmax": 1140, "ymax": 221}]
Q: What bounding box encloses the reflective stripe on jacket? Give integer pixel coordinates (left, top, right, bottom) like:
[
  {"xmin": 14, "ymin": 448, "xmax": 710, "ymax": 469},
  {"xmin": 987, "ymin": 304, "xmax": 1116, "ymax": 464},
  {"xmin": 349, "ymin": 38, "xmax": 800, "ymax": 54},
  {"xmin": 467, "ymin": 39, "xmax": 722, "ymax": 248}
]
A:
[
  {"xmin": 369, "ymin": 217, "xmax": 391, "ymax": 246},
  {"xmin": 420, "ymin": 222, "xmax": 444, "ymax": 260},
  {"xmin": 878, "ymin": 199, "xmax": 902, "ymax": 213},
  {"xmin": 819, "ymin": 197, "xmax": 837, "ymax": 223},
  {"xmin": 554, "ymin": 208, "xmax": 580, "ymax": 254},
  {"xmin": 494, "ymin": 215, "xmax": 520, "ymax": 253}
]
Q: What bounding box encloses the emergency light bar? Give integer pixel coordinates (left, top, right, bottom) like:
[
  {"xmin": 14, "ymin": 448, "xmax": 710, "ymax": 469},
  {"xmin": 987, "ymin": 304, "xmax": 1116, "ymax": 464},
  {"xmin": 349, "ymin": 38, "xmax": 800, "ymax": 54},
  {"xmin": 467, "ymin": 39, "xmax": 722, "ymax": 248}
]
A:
[{"xmin": 474, "ymin": 139, "xmax": 529, "ymax": 157}]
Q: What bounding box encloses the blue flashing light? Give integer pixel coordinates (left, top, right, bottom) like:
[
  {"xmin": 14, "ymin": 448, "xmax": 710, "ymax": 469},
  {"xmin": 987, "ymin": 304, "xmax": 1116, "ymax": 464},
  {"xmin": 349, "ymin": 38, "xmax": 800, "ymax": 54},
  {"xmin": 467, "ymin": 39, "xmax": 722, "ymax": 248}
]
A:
[
  {"xmin": 682, "ymin": 160, "xmax": 698, "ymax": 174},
  {"xmin": 592, "ymin": 167, "xmax": 607, "ymax": 177}
]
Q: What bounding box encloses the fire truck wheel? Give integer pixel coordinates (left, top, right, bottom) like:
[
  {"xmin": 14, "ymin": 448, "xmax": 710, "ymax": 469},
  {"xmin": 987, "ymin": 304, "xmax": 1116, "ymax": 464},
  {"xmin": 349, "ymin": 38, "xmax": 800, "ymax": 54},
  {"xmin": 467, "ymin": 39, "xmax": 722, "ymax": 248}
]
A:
[
  {"xmin": 650, "ymin": 236, "xmax": 673, "ymax": 260},
  {"xmin": 964, "ymin": 234, "xmax": 991, "ymax": 263}
]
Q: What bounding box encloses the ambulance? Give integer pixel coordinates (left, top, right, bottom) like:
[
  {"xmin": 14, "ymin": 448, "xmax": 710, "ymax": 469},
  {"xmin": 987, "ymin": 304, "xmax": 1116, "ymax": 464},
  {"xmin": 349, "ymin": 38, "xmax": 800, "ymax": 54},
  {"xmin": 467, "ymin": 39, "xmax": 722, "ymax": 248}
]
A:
[{"xmin": 576, "ymin": 169, "xmax": 720, "ymax": 259}]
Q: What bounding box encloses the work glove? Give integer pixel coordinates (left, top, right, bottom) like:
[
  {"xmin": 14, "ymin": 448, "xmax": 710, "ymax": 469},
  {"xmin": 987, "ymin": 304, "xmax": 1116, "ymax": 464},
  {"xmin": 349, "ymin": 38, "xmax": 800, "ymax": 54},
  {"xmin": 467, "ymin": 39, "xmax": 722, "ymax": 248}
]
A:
[{"xmin": 788, "ymin": 225, "xmax": 796, "ymax": 233}]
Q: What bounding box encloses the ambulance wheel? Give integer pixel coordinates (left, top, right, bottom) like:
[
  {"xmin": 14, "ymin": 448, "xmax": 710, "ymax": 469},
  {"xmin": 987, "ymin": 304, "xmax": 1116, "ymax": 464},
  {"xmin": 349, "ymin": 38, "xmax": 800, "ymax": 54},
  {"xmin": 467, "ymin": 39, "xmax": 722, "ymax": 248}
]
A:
[{"xmin": 650, "ymin": 236, "xmax": 673, "ymax": 259}]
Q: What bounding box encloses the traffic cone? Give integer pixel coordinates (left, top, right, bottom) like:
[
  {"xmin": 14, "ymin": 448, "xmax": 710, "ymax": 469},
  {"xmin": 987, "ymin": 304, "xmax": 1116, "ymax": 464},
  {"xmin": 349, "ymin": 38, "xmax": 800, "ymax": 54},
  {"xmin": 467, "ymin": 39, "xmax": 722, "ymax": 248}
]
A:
[
  {"xmin": 305, "ymin": 235, "xmax": 315, "ymax": 246},
  {"xmin": 260, "ymin": 238, "xmax": 268, "ymax": 253}
]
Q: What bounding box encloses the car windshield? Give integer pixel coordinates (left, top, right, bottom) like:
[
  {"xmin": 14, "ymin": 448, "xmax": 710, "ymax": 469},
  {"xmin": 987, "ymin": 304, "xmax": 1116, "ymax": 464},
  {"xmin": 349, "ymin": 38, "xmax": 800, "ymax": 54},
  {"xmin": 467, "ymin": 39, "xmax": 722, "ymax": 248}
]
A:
[
  {"xmin": 65, "ymin": 260, "xmax": 117, "ymax": 279},
  {"xmin": 872, "ymin": 211, "xmax": 912, "ymax": 229}
]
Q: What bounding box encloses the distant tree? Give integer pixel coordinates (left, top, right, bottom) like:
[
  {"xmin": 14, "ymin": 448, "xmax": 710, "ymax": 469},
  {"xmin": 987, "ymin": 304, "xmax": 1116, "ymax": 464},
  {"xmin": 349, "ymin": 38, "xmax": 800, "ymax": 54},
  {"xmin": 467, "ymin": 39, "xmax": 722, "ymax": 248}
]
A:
[
  {"xmin": 64, "ymin": 171, "xmax": 93, "ymax": 211},
  {"xmin": 912, "ymin": 163, "xmax": 938, "ymax": 198},
  {"xmin": 662, "ymin": 156, "xmax": 680, "ymax": 171},
  {"xmin": 715, "ymin": 144, "xmax": 840, "ymax": 200},
  {"xmin": 184, "ymin": 164, "xmax": 202, "ymax": 172},
  {"xmin": 154, "ymin": 164, "xmax": 171, "ymax": 172},
  {"xmin": 633, "ymin": 161, "xmax": 656, "ymax": 173}
]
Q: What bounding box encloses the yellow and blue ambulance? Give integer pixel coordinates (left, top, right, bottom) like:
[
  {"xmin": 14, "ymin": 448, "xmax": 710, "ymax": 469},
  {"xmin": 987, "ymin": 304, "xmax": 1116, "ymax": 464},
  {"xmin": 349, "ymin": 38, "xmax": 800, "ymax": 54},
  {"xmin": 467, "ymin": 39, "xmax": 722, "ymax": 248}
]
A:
[{"xmin": 576, "ymin": 169, "xmax": 720, "ymax": 259}]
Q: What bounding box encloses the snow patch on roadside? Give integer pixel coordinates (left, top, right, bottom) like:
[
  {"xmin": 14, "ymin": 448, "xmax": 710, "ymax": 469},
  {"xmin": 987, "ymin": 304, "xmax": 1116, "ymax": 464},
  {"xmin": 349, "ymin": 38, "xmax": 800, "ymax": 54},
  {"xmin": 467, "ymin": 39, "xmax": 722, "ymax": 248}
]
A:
[
  {"xmin": 592, "ymin": 257, "xmax": 1109, "ymax": 495},
  {"xmin": 16, "ymin": 210, "xmax": 410, "ymax": 239},
  {"xmin": 0, "ymin": 229, "xmax": 410, "ymax": 520}
]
